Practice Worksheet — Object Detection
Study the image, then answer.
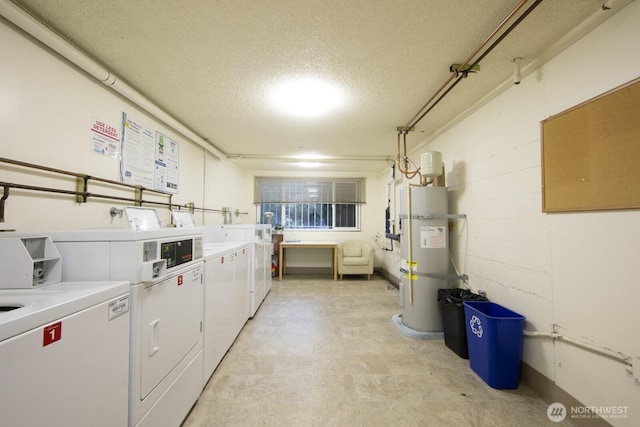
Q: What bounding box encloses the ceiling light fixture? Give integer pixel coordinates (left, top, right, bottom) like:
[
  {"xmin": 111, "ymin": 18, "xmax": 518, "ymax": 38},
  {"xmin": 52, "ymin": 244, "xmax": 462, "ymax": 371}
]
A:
[
  {"xmin": 269, "ymin": 77, "xmax": 345, "ymax": 118},
  {"xmin": 293, "ymin": 152, "xmax": 328, "ymax": 160},
  {"xmin": 297, "ymin": 162, "xmax": 323, "ymax": 168}
]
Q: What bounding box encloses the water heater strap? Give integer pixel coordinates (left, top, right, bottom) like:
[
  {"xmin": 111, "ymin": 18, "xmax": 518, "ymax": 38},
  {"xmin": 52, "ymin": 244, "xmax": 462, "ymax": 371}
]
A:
[
  {"xmin": 399, "ymin": 213, "xmax": 466, "ymax": 220},
  {"xmin": 399, "ymin": 268, "xmax": 467, "ymax": 281}
]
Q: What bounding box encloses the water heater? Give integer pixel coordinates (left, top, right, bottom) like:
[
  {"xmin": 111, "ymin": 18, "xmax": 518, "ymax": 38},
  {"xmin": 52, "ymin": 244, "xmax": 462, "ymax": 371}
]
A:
[{"xmin": 399, "ymin": 186, "xmax": 449, "ymax": 332}]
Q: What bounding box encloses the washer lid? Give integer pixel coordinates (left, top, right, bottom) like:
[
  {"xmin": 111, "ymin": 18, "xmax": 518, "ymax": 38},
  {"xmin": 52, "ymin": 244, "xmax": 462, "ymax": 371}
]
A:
[
  {"xmin": 203, "ymin": 244, "xmax": 237, "ymax": 260},
  {"xmin": 125, "ymin": 207, "xmax": 162, "ymax": 230},
  {"xmin": 203, "ymin": 242, "xmax": 250, "ymax": 260},
  {"xmin": 171, "ymin": 211, "xmax": 196, "ymax": 228},
  {"xmin": 0, "ymin": 281, "xmax": 129, "ymax": 341}
]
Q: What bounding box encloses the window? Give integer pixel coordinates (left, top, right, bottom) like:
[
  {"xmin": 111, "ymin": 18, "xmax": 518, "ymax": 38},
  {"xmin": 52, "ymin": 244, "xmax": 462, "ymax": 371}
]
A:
[{"xmin": 255, "ymin": 178, "xmax": 365, "ymax": 231}]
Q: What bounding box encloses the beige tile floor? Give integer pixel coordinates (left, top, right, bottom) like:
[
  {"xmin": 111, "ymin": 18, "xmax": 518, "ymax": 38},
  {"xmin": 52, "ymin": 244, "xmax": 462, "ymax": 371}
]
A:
[{"xmin": 182, "ymin": 275, "xmax": 572, "ymax": 427}]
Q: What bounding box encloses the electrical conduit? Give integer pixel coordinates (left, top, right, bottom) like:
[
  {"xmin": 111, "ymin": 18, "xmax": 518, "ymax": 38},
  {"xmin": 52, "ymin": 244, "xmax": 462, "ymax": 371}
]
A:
[{"xmin": 523, "ymin": 329, "xmax": 632, "ymax": 366}]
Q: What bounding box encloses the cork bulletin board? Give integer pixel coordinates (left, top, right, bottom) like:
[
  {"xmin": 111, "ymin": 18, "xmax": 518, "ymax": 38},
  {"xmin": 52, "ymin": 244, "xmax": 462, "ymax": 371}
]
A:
[{"xmin": 541, "ymin": 77, "xmax": 640, "ymax": 212}]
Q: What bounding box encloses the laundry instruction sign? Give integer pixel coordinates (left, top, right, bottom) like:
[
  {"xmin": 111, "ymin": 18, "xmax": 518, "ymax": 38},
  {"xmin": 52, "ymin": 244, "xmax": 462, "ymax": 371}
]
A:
[
  {"xmin": 120, "ymin": 113, "xmax": 180, "ymax": 194},
  {"xmin": 121, "ymin": 113, "xmax": 155, "ymax": 188},
  {"xmin": 91, "ymin": 117, "xmax": 120, "ymax": 158},
  {"xmin": 155, "ymin": 132, "xmax": 179, "ymax": 194}
]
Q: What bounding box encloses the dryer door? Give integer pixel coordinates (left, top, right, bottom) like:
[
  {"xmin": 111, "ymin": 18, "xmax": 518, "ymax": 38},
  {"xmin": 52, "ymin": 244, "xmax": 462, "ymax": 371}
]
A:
[{"xmin": 140, "ymin": 265, "xmax": 202, "ymax": 399}]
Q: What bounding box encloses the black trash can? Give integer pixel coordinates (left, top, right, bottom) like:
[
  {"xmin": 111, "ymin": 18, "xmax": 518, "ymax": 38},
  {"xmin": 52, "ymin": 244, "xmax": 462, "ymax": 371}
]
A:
[{"xmin": 438, "ymin": 288, "xmax": 488, "ymax": 359}]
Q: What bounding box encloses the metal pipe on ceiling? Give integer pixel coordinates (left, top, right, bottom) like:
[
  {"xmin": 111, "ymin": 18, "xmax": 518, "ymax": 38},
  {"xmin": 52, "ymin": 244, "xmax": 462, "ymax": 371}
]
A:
[{"xmin": 404, "ymin": 0, "xmax": 543, "ymax": 131}]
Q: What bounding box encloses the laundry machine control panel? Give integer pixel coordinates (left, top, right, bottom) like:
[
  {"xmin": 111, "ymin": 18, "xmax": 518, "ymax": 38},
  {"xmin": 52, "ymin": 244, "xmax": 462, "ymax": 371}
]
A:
[
  {"xmin": 161, "ymin": 238, "xmax": 196, "ymax": 269},
  {"xmin": 139, "ymin": 236, "xmax": 202, "ymax": 281}
]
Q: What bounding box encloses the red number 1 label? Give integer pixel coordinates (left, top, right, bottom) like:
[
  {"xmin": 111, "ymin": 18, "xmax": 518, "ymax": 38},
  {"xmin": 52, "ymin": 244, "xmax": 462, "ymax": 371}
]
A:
[{"xmin": 43, "ymin": 322, "xmax": 62, "ymax": 347}]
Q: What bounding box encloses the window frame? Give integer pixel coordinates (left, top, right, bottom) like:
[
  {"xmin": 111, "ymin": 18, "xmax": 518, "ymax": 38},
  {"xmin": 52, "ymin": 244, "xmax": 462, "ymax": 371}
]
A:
[
  {"xmin": 254, "ymin": 177, "xmax": 365, "ymax": 232},
  {"xmin": 257, "ymin": 202, "xmax": 361, "ymax": 231}
]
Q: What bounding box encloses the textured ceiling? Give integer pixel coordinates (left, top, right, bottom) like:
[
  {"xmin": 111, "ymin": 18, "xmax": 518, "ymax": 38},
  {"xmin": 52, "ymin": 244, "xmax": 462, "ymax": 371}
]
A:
[{"xmin": 10, "ymin": 0, "xmax": 611, "ymax": 173}]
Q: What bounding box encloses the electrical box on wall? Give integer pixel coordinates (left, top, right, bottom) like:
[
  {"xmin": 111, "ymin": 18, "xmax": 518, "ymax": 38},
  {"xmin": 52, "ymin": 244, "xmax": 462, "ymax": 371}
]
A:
[
  {"xmin": 388, "ymin": 163, "xmax": 402, "ymax": 183},
  {"xmin": 0, "ymin": 237, "xmax": 61, "ymax": 288}
]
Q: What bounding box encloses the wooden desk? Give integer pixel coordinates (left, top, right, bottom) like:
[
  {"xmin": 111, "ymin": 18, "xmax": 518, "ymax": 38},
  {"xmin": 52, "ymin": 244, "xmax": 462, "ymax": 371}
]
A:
[{"xmin": 278, "ymin": 241, "xmax": 338, "ymax": 281}]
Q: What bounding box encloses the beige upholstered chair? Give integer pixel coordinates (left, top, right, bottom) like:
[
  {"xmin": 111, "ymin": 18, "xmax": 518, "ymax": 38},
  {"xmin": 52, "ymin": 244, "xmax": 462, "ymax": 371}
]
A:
[{"xmin": 337, "ymin": 240, "xmax": 374, "ymax": 280}]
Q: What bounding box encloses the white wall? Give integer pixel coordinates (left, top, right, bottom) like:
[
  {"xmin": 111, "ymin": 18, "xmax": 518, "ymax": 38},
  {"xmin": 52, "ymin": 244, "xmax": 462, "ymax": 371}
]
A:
[
  {"xmin": 378, "ymin": 4, "xmax": 640, "ymax": 424},
  {"xmin": 0, "ymin": 18, "xmax": 243, "ymax": 231},
  {"xmin": 201, "ymin": 150, "xmax": 246, "ymax": 225}
]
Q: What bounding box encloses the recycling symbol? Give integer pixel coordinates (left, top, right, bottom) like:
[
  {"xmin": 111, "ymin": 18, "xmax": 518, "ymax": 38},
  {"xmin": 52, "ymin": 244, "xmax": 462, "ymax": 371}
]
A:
[{"xmin": 469, "ymin": 315, "xmax": 483, "ymax": 338}]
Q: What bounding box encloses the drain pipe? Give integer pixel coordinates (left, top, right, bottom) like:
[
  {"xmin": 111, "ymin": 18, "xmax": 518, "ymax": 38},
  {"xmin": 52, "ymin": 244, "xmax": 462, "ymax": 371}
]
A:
[{"xmin": 0, "ymin": 0, "xmax": 224, "ymax": 160}]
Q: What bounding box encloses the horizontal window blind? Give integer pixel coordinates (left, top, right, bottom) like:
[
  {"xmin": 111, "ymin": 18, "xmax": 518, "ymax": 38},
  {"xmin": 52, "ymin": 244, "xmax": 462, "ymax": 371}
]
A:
[{"xmin": 254, "ymin": 177, "xmax": 366, "ymax": 204}]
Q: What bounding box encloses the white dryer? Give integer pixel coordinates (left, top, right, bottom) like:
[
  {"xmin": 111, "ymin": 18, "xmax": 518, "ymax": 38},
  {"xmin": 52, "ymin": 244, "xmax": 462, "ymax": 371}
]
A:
[
  {"xmin": 48, "ymin": 228, "xmax": 204, "ymax": 427},
  {"xmin": 0, "ymin": 278, "xmax": 130, "ymax": 427}
]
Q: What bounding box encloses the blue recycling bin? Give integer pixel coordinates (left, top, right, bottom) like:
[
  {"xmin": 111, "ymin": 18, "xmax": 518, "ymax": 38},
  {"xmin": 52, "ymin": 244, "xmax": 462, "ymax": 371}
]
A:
[{"xmin": 463, "ymin": 301, "xmax": 525, "ymax": 389}]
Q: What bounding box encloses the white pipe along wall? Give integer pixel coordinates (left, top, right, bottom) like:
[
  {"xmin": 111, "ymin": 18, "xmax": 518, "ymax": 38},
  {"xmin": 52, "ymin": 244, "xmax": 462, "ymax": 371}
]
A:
[
  {"xmin": 522, "ymin": 328, "xmax": 633, "ymax": 368},
  {"xmin": 0, "ymin": 0, "xmax": 224, "ymax": 160}
]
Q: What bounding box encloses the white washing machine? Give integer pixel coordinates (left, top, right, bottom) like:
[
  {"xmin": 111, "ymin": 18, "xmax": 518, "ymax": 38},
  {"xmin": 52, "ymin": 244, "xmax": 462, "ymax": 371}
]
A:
[
  {"xmin": 202, "ymin": 241, "xmax": 249, "ymax": 382},
  {"xmin": 204, "ymin": 225, "xmax": 271, "ymax": 317},
  {"xmin": 0, "ymin": 235, "xmax": 130, "ymax": 427},
  {"xmin": 47, "ymin": 228, "xmax": 204, "ymax": 427}
]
